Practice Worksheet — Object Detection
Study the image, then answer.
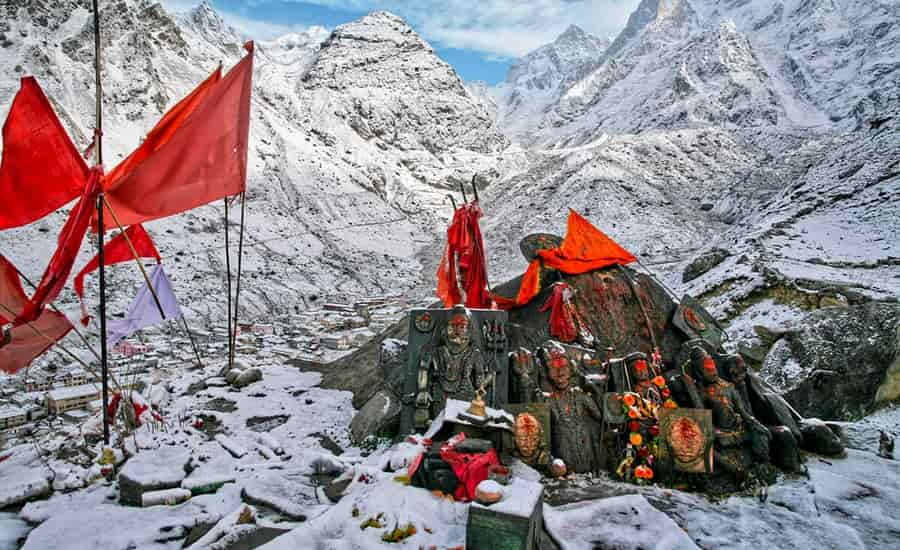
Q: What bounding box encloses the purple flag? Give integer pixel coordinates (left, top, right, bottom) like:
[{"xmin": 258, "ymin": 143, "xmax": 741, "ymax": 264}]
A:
[{"xmin": 107, "ymin": 265, "xmax": 182, "ymax": 347}]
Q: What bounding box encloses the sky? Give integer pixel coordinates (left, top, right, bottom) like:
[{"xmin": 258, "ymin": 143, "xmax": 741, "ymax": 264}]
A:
[{"xmin": 162, "ymin": 0, "xmax": 642, "ymax": 84}]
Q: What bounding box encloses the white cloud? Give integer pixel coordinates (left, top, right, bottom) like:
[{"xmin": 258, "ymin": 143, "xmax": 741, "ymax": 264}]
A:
[{"xmin": 243, "ymin": 0, "xmax": 643, "ymax": 58}]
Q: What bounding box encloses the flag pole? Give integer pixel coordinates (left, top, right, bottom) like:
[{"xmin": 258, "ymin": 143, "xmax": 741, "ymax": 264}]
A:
[
  {"xmin": 224, "ymin": 198, "xmax": 233, "ymax": 368},
  {"xmin": 91, "ymin": 0, "xmax": 110, "ymax": 445},
  {"xmin": 230, "ymin": 192, "xmax": 247, "ymax": 367},
  {"xmin": 99, "ymin": 198, "xmax": 204, "ymax": 368}
]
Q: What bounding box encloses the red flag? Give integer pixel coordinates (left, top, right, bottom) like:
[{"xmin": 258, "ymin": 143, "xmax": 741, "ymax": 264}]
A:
[
  {"xmin": 0, "ymin": 77, "xmax": 89, "ymax": 230},
  {"xmin": 15, "ymin": 168, "xmax": 102, "ymax": 325},
  {"xmin": 73, "ymin": 224, "xmax": 161, "ymax": 325},
  {"xmin": 436, "ymin": 203, "xmax": 491, "ymax": 309},
  {"xmin": 98, "ymin": 43, "xmax": 254, "ymax": 229},
  {"xmin": 0, "ymin": 255, "xmax": 73, "ymax": 374}
]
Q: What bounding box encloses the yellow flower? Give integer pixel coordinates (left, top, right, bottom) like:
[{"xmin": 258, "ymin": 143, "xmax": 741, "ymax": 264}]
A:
[{"xmin": 630, "ymin": 433, "xmax": 643, "ymax": 446}]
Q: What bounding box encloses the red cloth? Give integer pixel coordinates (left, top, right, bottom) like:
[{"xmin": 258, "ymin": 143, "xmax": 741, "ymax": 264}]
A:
[
  {"xmin": 98, "ymin": 43, "xmax": 254, "ymax": 230},
  {"xmin": 0, "ymin": 77, "xmax": 89, "ymax": 230},
  {"xmin": 0, "ymin": 255, "xmax": 73, "ymax": 374},
  {"xmin": 15, "ymin": 168, "xmax": 102, "ymax": 325},
  {"xmin": 439, "ymin": 445, "xmax": 500, "ymax": 502},
  {"xmin": 493, "ymin": 209, "xmax": 635, "ymax": 309},
  {"xmin": 540, "ymin": 283, "xmax": 577, "ymax": 343},
  {"xmin": 436, "ymin": 203, "xmax": 491, "ymax": 308},
  {"xmin": 74, "ymin": 224, "xmax": 161, "ymax": 325}
]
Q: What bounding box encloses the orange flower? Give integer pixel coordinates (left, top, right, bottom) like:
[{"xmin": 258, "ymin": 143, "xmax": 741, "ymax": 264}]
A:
[
  {"xmin": 623, "ymin": 394, "xmax": 636, "ymax": 407},
  {"xmin": 653, "ymin": 376, "xmax": 666, "ymax": 388},
  {"xmin": 630, "ymin": 432, "xmax": 643, "ymax": 446},
  {"xmin": 627, "ymin": 407, "xmax": 640, "ymax": 419},
  {"xmin": 635, "ymin": 465, "xmax": 654, "ymax": 480},
  {"xmin": 663, "ymin": 399, "xmax": 678, "ymax": 409}
]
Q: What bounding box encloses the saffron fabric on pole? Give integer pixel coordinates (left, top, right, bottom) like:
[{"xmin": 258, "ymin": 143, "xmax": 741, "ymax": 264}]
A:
[
  {"xmin": 0, "ymin": 255, "xmax": 73, "ymax": 373},
  {"xmin": 15, "ymin": 168, "xmax": 103, "ymax": 325},
  {"xmin": 106, "ymin": 265, "xmax": 182, "ymax": 347},
  {"xmin": 436, "ymin": 203, "xmax": 491, "ymax": 309},
  {"xmin": 73, "ymin": 224, "xmax": 161, "ymax": 324},
  {"xmin": 0, "ymin": 77, "xmax": 89, "ymax": 231},
  {"xmin": 98, "ymin": 43, "xmax": 254, "ymax": 230}
]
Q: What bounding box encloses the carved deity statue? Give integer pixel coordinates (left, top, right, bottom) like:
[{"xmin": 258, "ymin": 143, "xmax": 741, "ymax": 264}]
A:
[
  {"xmin": 544, "ymin": 343, "xmax": 603, "ymax": 474},
  {"xmin": 415, "ymin": 306, "xmax": 489, "ymax": 426},
  {"xmin": 691, "ymin": 348, "xmax": 770, "ymax": 474},
  {"xmin": 513, "ymin": 412, "xmax": 550, "ymax": 468}
]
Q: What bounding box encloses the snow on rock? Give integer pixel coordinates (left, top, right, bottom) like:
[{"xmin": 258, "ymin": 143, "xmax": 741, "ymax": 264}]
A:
[
  {"xmin": 0, "ymin": 512, "xmax": 31, "ymax": 550},
  {"xmin": 258, "ymin": 475, "xmax": 469, "ymax": 550},
  {"xmin": 240, "ymin": 468, "xmax": 325, "ymax": 521},
  {"xmin": 0, "ymin": 444, "xmax": 53, "ymax": 508},
  {"xmin": 118, "ymin": 445, "xmax": 191, "ymax": 506},
  {"xmin": 544, "ymin": 493, "xmax": 699, "ymax": 550}
]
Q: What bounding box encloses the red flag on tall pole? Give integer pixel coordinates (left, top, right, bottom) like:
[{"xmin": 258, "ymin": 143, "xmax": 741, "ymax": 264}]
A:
[
  {"xmin": 73, "ymin": 224, "xmax": 161, "ymax": 325},
  {"xmin": 0, "ymin": 255, "xmax": 73, "ymax": 374},
  {"xmin": 14, "ymin": 168, "xmax": 102, "ymax": 326},
  {"xmin": 97, "ymin": 42, "xmax": 254, "ymax": 230},
  {"xmin": 0, "ymin": 77, "xmax": 89, "ymax": 230}
]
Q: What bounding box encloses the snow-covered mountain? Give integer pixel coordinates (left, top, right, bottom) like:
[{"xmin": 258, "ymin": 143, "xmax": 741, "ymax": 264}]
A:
[
  {"xmin": 0, "ymin": 0, "xmax": 508, "ymax": 328},
  {"xmin": 494, "ymin": 0, "xmax": 900, "ymax": 146}
]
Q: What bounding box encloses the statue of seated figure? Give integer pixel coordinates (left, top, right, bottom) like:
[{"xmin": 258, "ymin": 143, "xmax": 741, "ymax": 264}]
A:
[{"xmin": 415, "ymin": 305, "xmax": 490, "ymax": 428}]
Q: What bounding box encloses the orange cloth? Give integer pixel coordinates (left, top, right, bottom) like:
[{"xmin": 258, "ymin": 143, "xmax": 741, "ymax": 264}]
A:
[
  {"xmin": 493, "ymin": 209, "xmax": 635, "ymax": 309},
  {"xmin": 436, "ymin": 203, "xmax": 491, "ymax": 308},
  {"xmin": 98, "ymin": 43, "xmax": 254, "ymax": 230}
]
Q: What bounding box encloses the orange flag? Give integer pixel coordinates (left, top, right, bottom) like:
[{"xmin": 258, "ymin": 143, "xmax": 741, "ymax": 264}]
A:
[
  {"xmin": 492, "ymin": 209, "xmax": 635, "ymax": 309},
  {"xmin": 0, "ymin": 255, "xmax": 73, "ymax": 374},
  {"xmin": 0, "ymin": 77, "xmax": 89, "ymax": 230},
  {"xmin": 98, "ymin": 42, "xmax": 254, "ymax": 229}
]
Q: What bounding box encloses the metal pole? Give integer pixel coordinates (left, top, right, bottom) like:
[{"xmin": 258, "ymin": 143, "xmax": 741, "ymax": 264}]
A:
[
  {"xmin": 92, "ymin": 0, "xmax": 110, "ymax": 445},
  {"xmin": 224, "ymin": 198, "xmax": 233, "ymax": 368}
]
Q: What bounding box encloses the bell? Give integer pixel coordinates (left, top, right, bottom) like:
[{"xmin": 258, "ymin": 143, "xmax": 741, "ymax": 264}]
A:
[{"xmin": 466, "ymin": 386, "xmax": 487, "ymax": 418}]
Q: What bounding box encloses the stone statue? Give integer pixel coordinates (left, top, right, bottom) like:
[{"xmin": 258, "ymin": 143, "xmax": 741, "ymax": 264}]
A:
[
  {"xmin": 512, "ymin": 412, "xmax": 550, "ymax": 468},
  {"xmin": 725, "ymin": 353, "xmax": 752, "ymax": 413},
  {"xmin": 690, "ymin": 347, "xmax": 770, "ymax": 475},
  {"xmin": 415, "ymin": 305, "xmax": 489, "ymax": 426},
  {"xmin": 625, "ymin": 353, "xmax": 655, "ymax": 400},
  {"xmin": 543, "ymin": 343, "xmax": 603, "ymax": 474}
]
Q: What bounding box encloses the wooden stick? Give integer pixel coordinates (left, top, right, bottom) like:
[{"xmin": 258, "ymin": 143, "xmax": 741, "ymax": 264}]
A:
[
  {"xmin": 224, "ymin": 198, "xmax": 233, "ymax": 368},
  {"xmin": 101, "ymin": 196, "xmax": 166, "ymax": 320},
  {"xmin": 230, "ymin": 192, "xmax": 247, "ymax": 367}
]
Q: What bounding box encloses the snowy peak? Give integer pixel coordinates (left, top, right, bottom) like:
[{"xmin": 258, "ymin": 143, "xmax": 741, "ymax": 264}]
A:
[{"xmin": 606, "ymin": 0, "xmax": 697, "ymax": 57}]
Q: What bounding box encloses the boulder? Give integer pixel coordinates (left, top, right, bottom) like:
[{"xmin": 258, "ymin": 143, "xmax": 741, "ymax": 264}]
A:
[
  {"xmin": 761, "ymin": 303, "xmax": 900, "ymax": 420},
  {"xmin": 350, "ymin": 388, "xmax": 401, "ymax": 443},
  {"xmin": 799, "ymin": 418, "xmax": 844, "ymax": 456},
  {"xmin": 118, "ymin": 446, "xmax": 191, "ymax": 506},
  {"xmin": 380, "ymin": 338, "xmax": 408, "ymax": 396},
  {"xmin": 747, "ymin": 374, "xmax": 802, "ymax": 440},
  {"xmin": 682, "ymin": 248, "xmax": 731, "ymax": 283},
  {"xmin": 233, "ymin": 368, "xmax": 263, "ymax": 388}
]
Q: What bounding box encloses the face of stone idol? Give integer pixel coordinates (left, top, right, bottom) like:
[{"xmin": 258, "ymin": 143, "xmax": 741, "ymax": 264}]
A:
[
  {"xmin": 446, "ymin": 313, "xmax": 470, "ymax": 347},
  {"xmin": 515, "ymin": 414, "xmax": 541, "ymax": 458},
  {"xmin": 633, "ymin": 359, "xmax": 650, "ymax": 381},
  {"xmin": 730, "ymin": 356, "xmax": 747, "ymax": 383},
  {"xmin": 548, "ymin": 353, "xmax": 570, "ymax": 389},
  {"xmin": 701, "ymin": 357, "xmax": 719, "ymax": 384}
]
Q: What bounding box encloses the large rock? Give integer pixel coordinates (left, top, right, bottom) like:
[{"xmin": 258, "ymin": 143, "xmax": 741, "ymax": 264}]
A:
[
  {"xmin": 118, "ymin": 446, "xmax": 191, "ymax": 506},
  {"xmin": 380, "ymin": 338, "xmax": 408, "ymax": 396},
  {"xmin": 350, "ymin": 388, "xmax": 402, "ymax": 444},
  {"xmin": 799, "ymin": 418, "xmax": 845, "ymax": 456},
  {"xmin": 760, "ymin": 303, "xmax": 900, "ymax": 420},
  {"xmin": 682, "ymin": 248, "xmax": 731, "ymax": 283},
  {"xmin": 0, "ymin": 445, "xmax": 52, "ymax": 508}
]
